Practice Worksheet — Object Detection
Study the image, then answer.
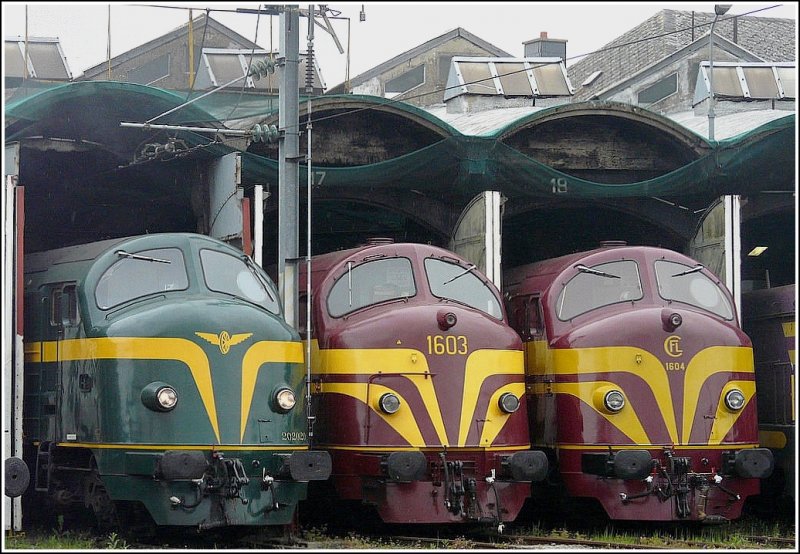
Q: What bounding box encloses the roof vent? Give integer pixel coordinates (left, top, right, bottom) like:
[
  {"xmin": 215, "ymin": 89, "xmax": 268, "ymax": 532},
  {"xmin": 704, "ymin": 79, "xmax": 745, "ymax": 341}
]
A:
[
  {"xmin": 365, "ymin": 237, "xmax": 394, "ymax": 246},
  {"xmin": 599, "ymin": 240, "xmax": 627, "ymax": 248}
]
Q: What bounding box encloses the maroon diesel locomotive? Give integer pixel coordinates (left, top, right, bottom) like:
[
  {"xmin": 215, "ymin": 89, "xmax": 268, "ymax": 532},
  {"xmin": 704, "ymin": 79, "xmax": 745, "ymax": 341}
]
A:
[
  {"xmin": 504, "ymin": 242, "xmax": 773, "ymax": 522},
  {"xmin": 299, "ymin": 240, "xmax": 547, "ymax": 527},
  {"xmin": 741, "ymin": 284, "xmax": 795, "ymax": 511}
]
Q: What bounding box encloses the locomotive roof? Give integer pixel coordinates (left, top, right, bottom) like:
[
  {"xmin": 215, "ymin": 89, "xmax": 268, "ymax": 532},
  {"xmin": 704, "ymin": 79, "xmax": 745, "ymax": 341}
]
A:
[
  {"xmin": 741, "ymin": 283, "xmax": 796, "ymax": 320},
  {"xmin": 303, "ymin": 240, "xmax": 475, "ymax": 294},
  {"xmin": 504, "ymin": 243, "xmax": 688, "ymax": 290},
  {"xmin": 308, "ymin": 241, "xmax": 448, "ymax": 271},
  {"xmin": 25, "ymin": 236, "xmax": 133, "ymax": 274}
]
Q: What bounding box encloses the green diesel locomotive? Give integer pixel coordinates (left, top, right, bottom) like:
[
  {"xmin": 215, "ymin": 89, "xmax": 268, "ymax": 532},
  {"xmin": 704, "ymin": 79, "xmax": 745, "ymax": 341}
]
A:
[{"xmin": 19, "ymin": 233, "xmax": 330, "ymax": 532}]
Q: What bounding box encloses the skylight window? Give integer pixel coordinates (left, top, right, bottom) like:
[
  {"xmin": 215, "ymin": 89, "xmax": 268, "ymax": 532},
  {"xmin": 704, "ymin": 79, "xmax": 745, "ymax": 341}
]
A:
[{"xmin": 444, "ymin": 56, "xmax": 574, "ymax": 101}]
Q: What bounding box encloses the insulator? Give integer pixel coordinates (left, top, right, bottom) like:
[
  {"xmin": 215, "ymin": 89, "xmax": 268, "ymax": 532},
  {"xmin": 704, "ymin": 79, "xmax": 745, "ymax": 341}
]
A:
[
  {"xmin": 305, "ymin": 48, "xmax": 315, "ymax": 92},
  {"xmin": 248, "ymin": 58, "xmax": 276, "ymax": 80},
  {"xmin": 251, "ymin": 123, "xmax": 279, "ymax": 143}
]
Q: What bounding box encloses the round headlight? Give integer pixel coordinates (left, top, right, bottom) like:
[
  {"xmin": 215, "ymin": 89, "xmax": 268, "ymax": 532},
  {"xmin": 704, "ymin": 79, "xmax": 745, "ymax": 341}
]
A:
[
  {"xmin": 379, "ymin": 393, "xmax": 401, "ymax": 414},
  {"xmin": 498, "ymin": 392, "xmax": 520, "ymax": 413},
  {"xmin": 724, "ymin": 389, "xmax": 746, "ymax": 411},
  {"xmin": 275, "ymin": 388, "xmax": 296, "ymax": 412},
  {"xmin": 142, "ymin": 382, "xmax": 179, "ymax": 412},
  {"xmin": 156, "ymin": 386, "xmax": 178, "ymax": 410},
  {"xmin": 604, "ymin": 390, "xmax": 625, "ymax": 412}
]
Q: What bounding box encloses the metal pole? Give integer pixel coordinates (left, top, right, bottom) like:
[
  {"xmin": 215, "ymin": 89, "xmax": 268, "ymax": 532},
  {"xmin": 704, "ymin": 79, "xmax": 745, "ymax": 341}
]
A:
[
  {"xmin": 708, "ymin": 16, "xmax": 717, "ymax": 141},
  {"xmin": 306, "ymin": 3, "xmax": 315, "ymax": 437},
  {"xmin": 254, "ymin": 185, "xmax": 264, "ymax": 267},
  {"xmin": 708, "ymin": 5, "xmax": 730, "ymax": 140},
  {"xmin": 278, "ymin": 6, "xmax": 301, "ymax": 330}
]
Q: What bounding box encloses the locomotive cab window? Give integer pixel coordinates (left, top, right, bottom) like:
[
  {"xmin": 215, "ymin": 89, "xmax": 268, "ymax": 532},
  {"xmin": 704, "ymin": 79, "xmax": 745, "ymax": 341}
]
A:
[
  {"xmin": 527, "ymin": 296, "xmax": 544, "ymax": 337},
  {"xmin": 200, "ymin": 249, "xmax": 281, "ymax": 314},
  {"xmin": 327, "ymin": 257, "xmax": 416, "ymax": 317},
  {"xmin": 654, "ymin": 260, "xmax": 733, "ymax": 319},
  {"xmin": 424, "ymin": 258, "xmax": 503, "ymax": 320},
  {"xmin": 556, "ymin": 260, "xmax": 643, "ymax": 320},
  {"xmin": 50, "ymin": 284, "xmax": 80, "ymax": 327},
  {"xmin": 95, "ymin": 248, "xmax": 188, "ymax": 309}
]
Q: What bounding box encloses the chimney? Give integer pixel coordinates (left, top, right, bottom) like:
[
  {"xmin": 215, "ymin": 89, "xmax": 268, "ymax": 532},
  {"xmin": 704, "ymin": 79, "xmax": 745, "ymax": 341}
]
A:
[{"xmin": 523, "ymin": 31, "xmax": 567, "ymax": 62}]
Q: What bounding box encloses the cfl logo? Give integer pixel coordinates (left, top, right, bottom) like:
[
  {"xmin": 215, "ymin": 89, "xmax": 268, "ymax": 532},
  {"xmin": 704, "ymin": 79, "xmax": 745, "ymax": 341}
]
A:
[{"xmin": 664, "ymin": 335, "xmax": 683, "ymax": 358}]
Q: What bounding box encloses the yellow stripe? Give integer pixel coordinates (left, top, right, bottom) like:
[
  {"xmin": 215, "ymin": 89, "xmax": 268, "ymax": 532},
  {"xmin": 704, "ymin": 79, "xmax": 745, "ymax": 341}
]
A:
[
  {"xmin": 551, "ymin": 347, "xmax": 679, "ymax": 444},
  {"xmin": 478, "ymin": 383, "xmax": 525, "ymax": 446},
  {"xmin": 682, "ymin": 347, "xmax": 753, "ymax": 444},
  {"xmin": 783, "ymin": 322, "xmax": 795, "ymax": 366},
  {"xmin": 317, "ymin": 347, "xmax": 427, "ymax": 374},
  {"xmin": 240, "ymin": 341, "xmax": 304, "ymax": 442},
  {"xmin": 554, "ymin": 381, "xmax": 650, "ymax": 444},
  {"xmin": 55, "ymin": 442, "xmax": 309, "ymax": 451},
  {"xmin": 556, "ymin": 443, "xmax": 761, "ymax": 450},
  {"xmin": 319, "ymin": 445, "xmax": 531, "ymax": 452},
  {"xmin": 24, "ymin": 342, "xmax": 42, "ymax": 363},
  {"xmin": 459, "ymin": 349, "xmax": 523, "ymax": 446},
  {"xmin": 759, "ymin": 430, "xmax": 788, "ymax": 449},
  {"xmin": 316, "ymin": 348, "xmax": 448, "ymax": 445},
  {"xmin": 40, "ymin": 338, "xmax": 221, "ymax": 443},
  {"xmin": 708, "ymin": 380, "xmax": 756, "ymax": 444},
  {"xmin": 43, "ymin": 341, "xmax": 57, "ymax": 363},
  {"xmin": 320, "ymin": 382, "xmax": 425, "ymax": 446},
  {"xmin": 316, "ymin": 347, "xmax": 523, "ymax": 448}
]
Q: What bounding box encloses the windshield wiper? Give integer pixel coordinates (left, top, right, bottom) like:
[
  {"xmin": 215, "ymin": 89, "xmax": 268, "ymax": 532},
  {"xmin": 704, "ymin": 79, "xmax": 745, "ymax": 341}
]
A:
[
  {"xmin": 671, "ymin": 264, "xmax": 704, "ymax": 277},
  {"xmin": 243, "ymin": 256, "xmax": 276, "ymax": 303},
  {"xmin": 116, "ymin": 250, "xmax": 171, "ymax": 264},
  {"xmin": 442, "ymin": 264, "xmax": 477, "ymax": 285},
  {"xmin": 575, "ymin": 264, "xmax": 619, "ymax": 279}
]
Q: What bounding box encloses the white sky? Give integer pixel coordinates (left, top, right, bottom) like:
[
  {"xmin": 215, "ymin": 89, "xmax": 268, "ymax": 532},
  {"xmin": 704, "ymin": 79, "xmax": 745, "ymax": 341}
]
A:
[{"xmin": 2, "ymin": 2, "xmax": 798, "ymax": 90}]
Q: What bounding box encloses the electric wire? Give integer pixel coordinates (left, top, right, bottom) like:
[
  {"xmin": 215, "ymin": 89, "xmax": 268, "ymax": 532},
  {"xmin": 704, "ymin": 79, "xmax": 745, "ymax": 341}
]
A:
[
  {"xmin": 295, "ymin": 4, "xmax": 787, "ymax": 128},
  {"xmin": 223, "ymin": 3, "xmax": 265, "ymax": 121}
]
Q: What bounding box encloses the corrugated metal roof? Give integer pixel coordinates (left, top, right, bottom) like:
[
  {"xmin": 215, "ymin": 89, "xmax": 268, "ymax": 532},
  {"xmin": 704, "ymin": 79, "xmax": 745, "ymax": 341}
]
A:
[
  {"xmin": 425, "ymin": 105, "xmax": 549, "ymax": 136},
  {"xmin": 667, "ymin": 108, "xmax": 795, "ymax": 141},
  {"xmin": 425, "ymin": 102, "xmax": 795, "ymax": 141}
]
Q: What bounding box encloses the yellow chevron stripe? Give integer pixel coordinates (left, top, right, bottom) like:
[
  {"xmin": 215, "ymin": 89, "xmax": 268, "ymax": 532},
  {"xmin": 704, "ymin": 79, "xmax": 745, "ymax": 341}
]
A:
[
  {"xmin": 316, "ymin": 347, "xmax": 523, "ymax": 447},
  {"xmin": 459, "ymin": 349, "xmax": 524, "ymax": 446},
  {"xmin": 554, "ymin": 381, "xmax": 650, "ymax": 444},
  {"xmin": 240, "ymin": 341, "xmax": 304, "ymax": 441},
  {"xmin": 479, "ymin": 382, "xmax": 526, "ymax": 446},
  {"xmin": 682, "ymin": 347, "xmax": 753, "ymax": 444},
  {"xmin": 319, "ymin": 382, "xmax": 425, "ymax": 446},
  {"xmin": 708, "ymin": 380, "xmax": 756, "ymax": 445},
  {"xmin": 315, "ymin": 348, "xmax": 448, "ymax": 445},
  {"xmin": 551, "ymin": 347, "xmax": 679, "ymax": 444},
  {"xmin": 31, "ymin": 338, "xmax": 221, "ymax": 443}
]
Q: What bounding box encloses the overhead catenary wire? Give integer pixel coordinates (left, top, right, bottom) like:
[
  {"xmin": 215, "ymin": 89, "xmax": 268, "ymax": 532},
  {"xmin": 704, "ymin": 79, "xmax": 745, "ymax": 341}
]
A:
[{"xmin": 126, "ymin": 4, "xmax": 783, "ymax": 135}]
